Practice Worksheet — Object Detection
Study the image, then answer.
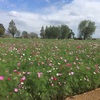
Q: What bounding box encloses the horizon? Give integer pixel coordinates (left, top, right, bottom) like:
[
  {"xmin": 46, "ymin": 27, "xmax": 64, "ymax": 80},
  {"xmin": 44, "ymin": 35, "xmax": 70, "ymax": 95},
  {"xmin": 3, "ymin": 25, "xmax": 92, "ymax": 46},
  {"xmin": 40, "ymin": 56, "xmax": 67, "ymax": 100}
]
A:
[{"xmin": 0, "ymin": 0, "xmax": 100, "ymax": 38}]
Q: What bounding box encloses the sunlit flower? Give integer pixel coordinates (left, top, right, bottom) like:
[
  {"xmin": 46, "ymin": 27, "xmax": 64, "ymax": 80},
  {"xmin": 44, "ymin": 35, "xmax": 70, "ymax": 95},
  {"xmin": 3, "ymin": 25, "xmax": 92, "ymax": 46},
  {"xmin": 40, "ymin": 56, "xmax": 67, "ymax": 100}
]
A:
[
  {"xmin": 49, "ymin": 63, "xmax": 52, "ymax": 66},
  {"xmin": 51, "ymin": 83, "xmax": 54, "ymax": 87},
  {"xmin": 60, "ymin": 57, "xmax": 63, "ymax": 60},
  {"xmin": 66, "ymin": 63, "xmax": 72, "ymax": 67},
  {"xmin": 7, "ymin": 77, "xmax": 11, "ymax": 81},
  {"xmin": 58, "ymin": 63, "xmax": 60, "ymax": 65},
  {"xmin": 76, "ymin": 57, "xmax": 78, "ymax": 60},
  {"xmin": 93, "ymin": 72, "xmax": 96, "ymax": 74},
  {"xmin": 56, "ymin": 73, "xmax": 62, "ymax": 76},
  {"xmin": 41, "ymin": 62, "xmax": 44, "ymax": 65},
  {"xmin": 22, "ymin": 72, "xmax": 26, "ymax": 74},
  {"xmin": 53, "ymin": 77, "xmax": 58, "ymax": 81},
  {"xmin": 76, "ymin": 66, "xmax": 79, "ymax": 69},
  {"xmin": 18, "ymin": 84, "xmax": 23, "ymax": 88},
  {"xmin": 30, "ymin": 62, "xmax": 33, "ymax": 65},
  {"xmin": 27, "ymin": 72, "xmax": 31, "ymax": 74},
  {"xmin": 0, "ymin": 76, "xmax": 4, "ymax": 80},
  {"xmin": 64, "ymin": 59, "xmax": 67, "ymax": 62},
  {"xmin": 20, "ymin": 76, "xmax": 26, "ymax": 82},
  {"xmin": 17, "ymin": 62, "xmax": 21, "ymax": 66},
  {"xmin": 23, "ymin": 53, "xmax": 25, "ymax": 56},
  {"xmin": 47, "ymin": 70, "xmax": 52, "ymax": 73},
  {"xmin": 58, "ymin": 82, "xmax": 61, "ymax": 86},
  {"xmin": 69, "ymin": 72, "xmax": 74, "ymax": 75},
  {"xmin": 86, "ymin": 67, "xmax": 90, "ymax": 70},
  {"xmin": 28, "ymin": 58, "xmax": 31, "ymax": 60},
  {"xmin": 14, "ymin": 88, "xmax": 18, "ymax": 92},
  {"xmin": 77, "ymin": 45, "xmax": 81, "ymax": 48},
  {"xmin": 73, "ymin": 62, "xmax": 76, "ymax": 64},
  {"xmin": 37, "ymin": 72, "xmax": 43, "ymax": 78}
]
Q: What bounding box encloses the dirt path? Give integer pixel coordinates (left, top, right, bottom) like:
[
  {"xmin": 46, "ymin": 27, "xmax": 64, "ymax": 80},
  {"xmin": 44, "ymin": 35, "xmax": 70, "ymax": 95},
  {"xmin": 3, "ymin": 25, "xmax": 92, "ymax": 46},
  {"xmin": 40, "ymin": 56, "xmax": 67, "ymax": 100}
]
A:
[{"xmin": 66, "ymin": 88, "xmax": 100, "ymax": 100}]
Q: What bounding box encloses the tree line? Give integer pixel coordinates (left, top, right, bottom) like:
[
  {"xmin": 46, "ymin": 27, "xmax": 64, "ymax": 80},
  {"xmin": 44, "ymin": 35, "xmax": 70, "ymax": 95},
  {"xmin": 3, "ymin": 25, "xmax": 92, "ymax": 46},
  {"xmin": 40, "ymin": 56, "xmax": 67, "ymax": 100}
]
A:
[
  {"xmin": 40, "ymin": 25, "xmax": 74, "ymax": 39},
  {"xmin": 40, "ymin": 20, "xmax": 96, "ymax": 40},
  {"xmin": 0, "ymin": 19, "xmax": 96, "ymax": 40},
  {"xmin": 0, "ymin": 20, "xmax": 38, "ymax": 38}
]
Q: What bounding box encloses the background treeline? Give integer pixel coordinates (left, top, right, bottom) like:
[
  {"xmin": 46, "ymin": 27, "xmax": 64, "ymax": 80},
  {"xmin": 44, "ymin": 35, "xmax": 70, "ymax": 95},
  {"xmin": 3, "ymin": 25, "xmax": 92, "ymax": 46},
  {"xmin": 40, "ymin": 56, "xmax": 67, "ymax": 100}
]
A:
[
  {"xmin": 0, "ymin": 19, "xmax": 96, "ymax": 39},
  {"xmin": 0, "ymin": 20, "xmax": 38, "ymax": 38},
  {"xmin": 40, "ymin": 25, "xmax": 74, "ymax": 39}
]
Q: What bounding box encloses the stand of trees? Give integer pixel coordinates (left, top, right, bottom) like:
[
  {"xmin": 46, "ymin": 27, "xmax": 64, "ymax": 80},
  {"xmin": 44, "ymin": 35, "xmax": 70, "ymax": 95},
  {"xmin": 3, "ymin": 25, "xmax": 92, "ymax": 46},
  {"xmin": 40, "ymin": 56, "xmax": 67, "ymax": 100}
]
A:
[
  {"xmin": 40, "ymin": 25, "xmax": 75, "ymax": 39},
  {"xmin": 0, "ymin": 19, "xmax": 97, "ymax": 39},
  {"xmin": 0, "ymin": 20, "xmax": 38, "ymax": 38}
]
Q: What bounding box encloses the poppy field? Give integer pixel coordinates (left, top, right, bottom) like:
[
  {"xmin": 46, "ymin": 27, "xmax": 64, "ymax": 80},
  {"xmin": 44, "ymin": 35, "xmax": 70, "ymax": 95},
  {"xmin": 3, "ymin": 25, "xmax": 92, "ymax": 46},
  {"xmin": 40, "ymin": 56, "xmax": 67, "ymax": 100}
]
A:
[{"xmin": 0, "ymin": 38, "xmax": 100, "ymax": 100}]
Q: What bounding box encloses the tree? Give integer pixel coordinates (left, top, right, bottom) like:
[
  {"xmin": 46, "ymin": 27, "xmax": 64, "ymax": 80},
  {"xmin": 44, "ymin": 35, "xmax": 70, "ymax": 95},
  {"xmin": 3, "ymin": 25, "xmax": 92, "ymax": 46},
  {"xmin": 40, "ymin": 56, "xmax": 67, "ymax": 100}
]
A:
[
  {"xmin": 22, "ymin": 31, "xmax": 29, "ymax": 38},
  {"xmin": 30, "ymin": 32, "xmax": 38, "ymax": 38},
  {"xmin": 15, "ymin": 30, "xmax": 20, "ymax": 37},
  {"xmin": 0, "ymin": 23, "xmax": 5, "ymax": 37},
  {"xmin": 3, "ymin": 30, "xmax": 13, "ymax": 38},
  {"xmin": 68, "ymin": 29, "xmax": 75, "ymax": 39},
  {"xmin": 40, "ymin": 26, "xmax": 45, "ymax": 38},
  {"xmin": 60, "ymin": 25, "xmax": 71, "ymax": 39},
  {"xmin": 8, "ymin": 20, "xmax": 17, "ymax": 37},
  {"xmin": 42, "ymin": 25, "xmax": 72, "ymax": 39},
  {"xmin": 45, "ymin": 26, "xmax": 59, "ymax": 39},
  {"xmin": 78, "ymin": 20, "xmax": 96, "ymax": 40}
]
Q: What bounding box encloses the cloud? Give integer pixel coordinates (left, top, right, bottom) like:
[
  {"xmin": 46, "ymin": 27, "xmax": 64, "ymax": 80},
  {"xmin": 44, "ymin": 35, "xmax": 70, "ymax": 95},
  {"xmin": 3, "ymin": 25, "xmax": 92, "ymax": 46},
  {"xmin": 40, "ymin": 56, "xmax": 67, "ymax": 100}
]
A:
[
  {"xmin": 9, "ymin": 11, "xmax": 20, "ymax": 17},
  {"xmin": 0, "ymin": 0, "xmax": 100, "ymax": 38}
]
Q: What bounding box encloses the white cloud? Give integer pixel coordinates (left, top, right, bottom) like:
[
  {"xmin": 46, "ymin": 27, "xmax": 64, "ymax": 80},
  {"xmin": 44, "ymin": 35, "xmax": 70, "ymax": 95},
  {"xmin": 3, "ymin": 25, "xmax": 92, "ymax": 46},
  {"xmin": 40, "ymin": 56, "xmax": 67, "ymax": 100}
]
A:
[
  {"xmin": 0, "ymin": 0, "xmax": 100, "ymax": 38},
  {"xmin": 9, "ymin": 11, "xmax": 20, "ymax": 17}
]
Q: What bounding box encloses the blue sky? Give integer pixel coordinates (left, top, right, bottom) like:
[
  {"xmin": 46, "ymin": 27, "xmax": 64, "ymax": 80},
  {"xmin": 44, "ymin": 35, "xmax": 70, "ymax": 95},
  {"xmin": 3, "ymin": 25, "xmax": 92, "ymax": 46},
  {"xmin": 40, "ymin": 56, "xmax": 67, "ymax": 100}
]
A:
[
  {"xmin": 0, "ymin": 0, "xmax": 73, "ymax": 12},
  {"xmin": 0, "ymin": 0, "xmax": 100, "ymax": 38}
]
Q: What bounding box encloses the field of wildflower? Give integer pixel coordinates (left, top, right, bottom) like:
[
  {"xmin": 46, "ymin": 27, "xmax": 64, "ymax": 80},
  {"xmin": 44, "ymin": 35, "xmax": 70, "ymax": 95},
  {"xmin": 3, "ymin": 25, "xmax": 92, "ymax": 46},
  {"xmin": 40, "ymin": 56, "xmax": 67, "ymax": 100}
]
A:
[{"xmin": 0, "ymin": 38, "xmax": 100, "ymax": 100}]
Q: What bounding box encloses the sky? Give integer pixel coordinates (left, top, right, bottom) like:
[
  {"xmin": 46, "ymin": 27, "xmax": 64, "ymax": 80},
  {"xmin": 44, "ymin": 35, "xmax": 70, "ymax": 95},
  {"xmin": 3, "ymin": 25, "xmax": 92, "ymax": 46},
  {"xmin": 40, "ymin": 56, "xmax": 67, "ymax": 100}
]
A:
[{"xmin": 0, "ymin": 0, "xmax": 100, "ymax": 38}]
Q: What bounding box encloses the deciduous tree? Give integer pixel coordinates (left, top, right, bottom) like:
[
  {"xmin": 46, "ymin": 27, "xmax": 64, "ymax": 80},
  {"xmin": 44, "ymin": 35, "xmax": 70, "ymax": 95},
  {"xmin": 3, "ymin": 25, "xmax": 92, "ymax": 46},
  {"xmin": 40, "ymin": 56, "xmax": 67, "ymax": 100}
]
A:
[
  {"xmin": 0, "ymin": 23, "xmax": 5, "ymax": 37},
  {"xmin": 40, "ymin": 26, "xmax": 45, "ymax": 38},
  {"xmin": 22, "ymin": 31, "xmax": 29, "ymax": 38},
  {"xmin": 8, "ymin": 20, "xmax": 17, "ymax": 37},
  {"xmin": 78, "ymin": 20, "xmax": 96, "ymax": 40}
]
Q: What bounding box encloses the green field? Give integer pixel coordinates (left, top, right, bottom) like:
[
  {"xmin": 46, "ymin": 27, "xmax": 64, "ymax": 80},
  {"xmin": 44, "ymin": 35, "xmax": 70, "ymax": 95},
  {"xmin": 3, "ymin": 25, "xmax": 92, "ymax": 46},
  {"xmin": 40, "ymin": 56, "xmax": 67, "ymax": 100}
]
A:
[{"xmin": 0, "ymin": 38, "xmax": 100, "ymax": 100}]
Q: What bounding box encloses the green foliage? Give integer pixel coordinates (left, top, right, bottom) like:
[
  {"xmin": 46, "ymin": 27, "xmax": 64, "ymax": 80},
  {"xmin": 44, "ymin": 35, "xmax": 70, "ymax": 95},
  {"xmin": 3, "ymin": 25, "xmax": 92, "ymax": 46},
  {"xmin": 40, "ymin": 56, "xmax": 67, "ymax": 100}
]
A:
[
  {"xmin": 0, "ymin": 24, "xmax": 5, "ymax": 37},
  {"xmin": 60, "ymin": 25, "xmax": 71, "ymax": 39},
  {"xmin": 45, "ymin": 26, "xmax": 59, "ymax": 39},
  {"xmin": 0, "ymin": 39, "xmax": 100, "ymax": 100},
  {"xmin": 68, "ymin": 29, "xmax": 75, "ymax": 39},
  {"xmin": 22, "ymin": 31, "xmax": 29, "ymax": 38},
  {"xmin": 40, "ymin": 25, "xmax": 73, "ymax": 39},
  {"xmin": 40, "ymin": 26, "xmax": 45, "ymax": 38},
  {"xmin": 78, "ymin": 20, "xmax": 96, "ymax": 40},
  {"xmin": 8, "ymin": 20, "xmax": 17, "ymax": 38},
  {"xmin": 30, "ymin": 32, "xmax": 38, "ymax": 38},
  {"xmin": 15, "ymin": 30, "xmax": 20, "ymax": 37}
]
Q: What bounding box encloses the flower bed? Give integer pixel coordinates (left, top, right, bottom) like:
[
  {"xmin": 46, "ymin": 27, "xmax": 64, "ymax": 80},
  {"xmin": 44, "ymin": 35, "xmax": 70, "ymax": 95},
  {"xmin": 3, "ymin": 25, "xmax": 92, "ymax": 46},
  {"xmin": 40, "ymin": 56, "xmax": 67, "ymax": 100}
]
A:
[{"xmin": 0, "ymin": 39, "xmax": 100, "ymax": 100}]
